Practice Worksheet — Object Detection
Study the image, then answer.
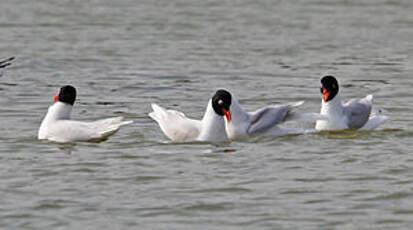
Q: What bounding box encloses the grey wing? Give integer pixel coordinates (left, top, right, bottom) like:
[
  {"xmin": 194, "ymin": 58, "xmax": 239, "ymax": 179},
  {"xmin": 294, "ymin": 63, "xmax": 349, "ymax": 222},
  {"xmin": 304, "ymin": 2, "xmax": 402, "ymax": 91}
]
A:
[
  {"xmin": 344, "ymin": 99, "xmax": 372, "ymax": 129},
  {"xmin": 247, "ymin": 105, "xmax": 291, "ymax": 135}
]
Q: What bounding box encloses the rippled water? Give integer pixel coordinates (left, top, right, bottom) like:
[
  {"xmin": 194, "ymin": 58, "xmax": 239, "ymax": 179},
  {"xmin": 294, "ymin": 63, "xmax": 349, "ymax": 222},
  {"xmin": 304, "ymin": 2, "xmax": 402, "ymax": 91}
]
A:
[{"xmin": 1, "ymin": 0, "xmax": 413, "ymax": 229}]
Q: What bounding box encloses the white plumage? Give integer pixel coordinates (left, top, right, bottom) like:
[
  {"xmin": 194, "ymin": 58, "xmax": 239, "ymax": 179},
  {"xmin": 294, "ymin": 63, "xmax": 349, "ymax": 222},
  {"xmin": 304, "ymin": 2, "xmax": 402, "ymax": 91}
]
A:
[
  {"xmin": 149, "ymin": 100, "xmax": 229, "ymax": 143},
  {"xmin": 38, "ymin": 86, "xmax": 132, "ymax": 143},
  {"xmin": 316, "ymin": 76, "xmax": 388, "ymax": 131}
]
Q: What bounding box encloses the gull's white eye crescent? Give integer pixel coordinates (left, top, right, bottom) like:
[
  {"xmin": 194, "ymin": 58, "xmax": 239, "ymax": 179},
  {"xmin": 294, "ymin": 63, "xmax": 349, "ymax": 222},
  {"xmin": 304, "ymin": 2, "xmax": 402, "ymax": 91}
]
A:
[{"xmin": 218, "ymin": 99, "xmax": 224, "ymax": 106}]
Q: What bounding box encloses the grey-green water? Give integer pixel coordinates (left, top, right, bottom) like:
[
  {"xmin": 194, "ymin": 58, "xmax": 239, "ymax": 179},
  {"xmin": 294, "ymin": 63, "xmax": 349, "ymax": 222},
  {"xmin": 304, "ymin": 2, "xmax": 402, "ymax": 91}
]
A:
[{"xmin": 1, "ymin": 0, "xmax": 413, "ymax": 229}]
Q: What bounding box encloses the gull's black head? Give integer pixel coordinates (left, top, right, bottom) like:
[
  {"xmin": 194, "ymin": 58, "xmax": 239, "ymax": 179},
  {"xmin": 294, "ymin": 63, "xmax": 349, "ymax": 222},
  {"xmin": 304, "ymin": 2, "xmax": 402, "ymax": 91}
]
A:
[
  {"xmin": 54, "ymin": 85, "xmax": 76, "ymax": 105},
  {"xmin": 320, "ymin": 75, "xmax": 339, "ymax": 102},
  {"xmin": 212, "ymin": 89, "xmax": 232, "ymax": 121}
]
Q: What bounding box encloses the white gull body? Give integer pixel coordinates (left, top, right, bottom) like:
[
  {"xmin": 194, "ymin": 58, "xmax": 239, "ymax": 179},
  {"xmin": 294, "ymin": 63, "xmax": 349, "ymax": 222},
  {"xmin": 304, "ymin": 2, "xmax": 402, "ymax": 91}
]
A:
[
  {"xmin": 149, "ymin": 100, "xmax": 229, "ymax": 143},
  {"xmin": 38, "ymin": 101, "xmax": 132, "ymax": 143},
  {"xmin": 315, "ymin": 94, "xmax": 388, "ymax": 131}
]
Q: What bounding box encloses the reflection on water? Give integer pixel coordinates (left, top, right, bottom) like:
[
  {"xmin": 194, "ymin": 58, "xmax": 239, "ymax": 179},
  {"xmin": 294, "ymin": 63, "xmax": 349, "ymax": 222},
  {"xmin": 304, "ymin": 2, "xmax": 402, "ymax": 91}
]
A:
[{"xmin": 57, "ymin": 142, "xmax": 77, "ymax": 155}]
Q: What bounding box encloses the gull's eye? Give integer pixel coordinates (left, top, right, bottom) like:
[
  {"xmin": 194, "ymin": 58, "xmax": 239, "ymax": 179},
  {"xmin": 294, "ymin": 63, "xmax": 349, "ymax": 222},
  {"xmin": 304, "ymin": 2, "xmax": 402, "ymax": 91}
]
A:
[{"xmin": 218, "ymin": 99, "xmax": 224, "ymax": 106}]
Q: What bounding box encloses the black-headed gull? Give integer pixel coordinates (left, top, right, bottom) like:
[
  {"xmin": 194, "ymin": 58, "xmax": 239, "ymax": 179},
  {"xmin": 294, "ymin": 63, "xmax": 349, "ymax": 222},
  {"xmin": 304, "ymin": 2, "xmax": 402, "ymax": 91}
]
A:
[
  {"xmin": 212, "ymin": 89, "xmax": 322, "ymax": 140},
  {"xmin": 315, "ymin": 75, "xmax": 388, "ymax": 131},
  {"xmin": 38, "ymin": 85, "xmax": 132, "ymax": 143},
  {"xmin": 149, "ymin": 91, "xmax": 230, "ymax": 143}
]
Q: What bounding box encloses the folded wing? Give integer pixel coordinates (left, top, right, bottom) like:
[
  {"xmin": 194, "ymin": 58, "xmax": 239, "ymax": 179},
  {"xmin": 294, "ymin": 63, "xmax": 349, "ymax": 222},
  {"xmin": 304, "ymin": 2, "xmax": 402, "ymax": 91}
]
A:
[
  {"xmin": 344, "ymin": 95, "xmax": 372, "ymax": 129},
  {"xmin": 45, "ymin": 117, "xmax": 132, "ymax": 142}
]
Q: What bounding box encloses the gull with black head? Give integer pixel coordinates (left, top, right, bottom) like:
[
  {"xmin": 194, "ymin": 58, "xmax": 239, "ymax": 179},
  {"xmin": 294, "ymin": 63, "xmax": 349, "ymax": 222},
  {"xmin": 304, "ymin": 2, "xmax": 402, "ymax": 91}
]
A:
[
  {"xmin": 149, "ymin": 90, "xmax": 229, "ymax": 143},
  {"xmin": 38, "ymin": 85, "xmax": 132, "ymax": 143},
  {"xmin": 315, "ymin": 75, "xmax": 388, "ymax": 130}
]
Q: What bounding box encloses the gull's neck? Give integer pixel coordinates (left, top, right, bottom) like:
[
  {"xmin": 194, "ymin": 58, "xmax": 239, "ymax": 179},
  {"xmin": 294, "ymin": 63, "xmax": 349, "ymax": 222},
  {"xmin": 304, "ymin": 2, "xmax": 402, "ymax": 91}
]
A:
[
  {"xmin": 224, "ymin": 97, "xmax": 251, "ymax": 140},
  {"xmin": 320, "ymin": 94, "xmax": 343, "ymax": 115},
  {"xmin": 229, "ymin": 97, "xmax": 249, "ymax": 124},
  {"xmin": 316, "ymin": 93, "xmax": 347, "ymax": 130},
  {"xmin": 199, "ymin": 100, "xmax": 228, "ymax": 142},
  {"xmin": 44, "ymin": 101, "xmax": 73, "ymax": 121}
]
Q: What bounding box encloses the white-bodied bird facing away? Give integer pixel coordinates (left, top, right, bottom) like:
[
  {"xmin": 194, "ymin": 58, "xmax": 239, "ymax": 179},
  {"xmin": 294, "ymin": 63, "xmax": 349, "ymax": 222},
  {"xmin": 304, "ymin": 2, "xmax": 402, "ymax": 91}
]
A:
[
  {"xmin": 315, "ymin": 75, "xmax": 388, "ymax": 131},
  {"xmin": 148, "ymin": 91, "xmax": 230, "ymax": 143},
  {"xmin": 38, "ymin": 85, "xmax": 133, "ymax": 143},
  {"xmin": 212, "ymin": 89, "xmax": 325, "ymax": 141}
]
